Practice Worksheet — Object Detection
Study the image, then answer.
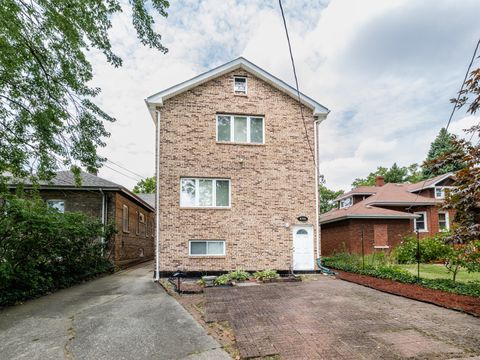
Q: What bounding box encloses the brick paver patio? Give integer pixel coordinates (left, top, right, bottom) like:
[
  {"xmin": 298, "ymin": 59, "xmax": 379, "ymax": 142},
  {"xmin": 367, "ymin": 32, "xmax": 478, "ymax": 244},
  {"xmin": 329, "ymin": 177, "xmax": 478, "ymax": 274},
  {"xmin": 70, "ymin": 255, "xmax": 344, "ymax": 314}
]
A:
[{"xmin": 205, "ymin": 277, "xmax": 480, "ymax": 359}]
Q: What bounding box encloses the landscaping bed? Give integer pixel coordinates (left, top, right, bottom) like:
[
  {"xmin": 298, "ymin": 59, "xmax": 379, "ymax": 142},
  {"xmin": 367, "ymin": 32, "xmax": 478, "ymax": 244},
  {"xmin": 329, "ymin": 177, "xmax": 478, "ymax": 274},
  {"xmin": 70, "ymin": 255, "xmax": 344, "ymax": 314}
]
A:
[{"xmin": 336, "ymin": 270, "xmax": 480, "ymax": 317}]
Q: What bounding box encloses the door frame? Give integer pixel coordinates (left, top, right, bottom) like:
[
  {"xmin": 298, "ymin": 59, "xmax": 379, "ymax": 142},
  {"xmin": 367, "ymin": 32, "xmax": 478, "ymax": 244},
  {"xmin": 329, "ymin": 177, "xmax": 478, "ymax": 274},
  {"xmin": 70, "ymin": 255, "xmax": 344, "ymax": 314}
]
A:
[{"xmin": 292, "ymin": 225, "xmax": 314, "ymax": 271}]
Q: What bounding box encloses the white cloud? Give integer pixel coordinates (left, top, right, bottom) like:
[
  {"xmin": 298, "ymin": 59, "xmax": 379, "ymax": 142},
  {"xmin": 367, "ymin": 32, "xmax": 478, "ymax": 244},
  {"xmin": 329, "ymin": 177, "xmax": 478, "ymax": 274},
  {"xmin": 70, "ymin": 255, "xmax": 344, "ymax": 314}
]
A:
[{"xmin": 86, "ymin": 0, "xmax": 480, "ymax": 192}]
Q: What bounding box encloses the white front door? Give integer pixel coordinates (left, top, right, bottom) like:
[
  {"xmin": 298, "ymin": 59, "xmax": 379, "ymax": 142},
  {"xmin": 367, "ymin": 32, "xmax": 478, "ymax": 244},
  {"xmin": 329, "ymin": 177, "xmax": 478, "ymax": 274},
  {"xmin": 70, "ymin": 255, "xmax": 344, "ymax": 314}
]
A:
[{"xmin": 292, "ymin": 226, "xmax": 314, "ymax": 270}]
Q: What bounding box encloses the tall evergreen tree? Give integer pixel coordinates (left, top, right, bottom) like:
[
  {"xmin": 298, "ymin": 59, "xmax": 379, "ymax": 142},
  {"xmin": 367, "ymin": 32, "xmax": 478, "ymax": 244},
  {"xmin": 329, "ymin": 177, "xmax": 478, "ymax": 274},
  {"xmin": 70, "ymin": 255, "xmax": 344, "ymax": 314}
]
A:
[{"xmin": 422, "ymin": 128, "xmax": 465, "ymax": 178}]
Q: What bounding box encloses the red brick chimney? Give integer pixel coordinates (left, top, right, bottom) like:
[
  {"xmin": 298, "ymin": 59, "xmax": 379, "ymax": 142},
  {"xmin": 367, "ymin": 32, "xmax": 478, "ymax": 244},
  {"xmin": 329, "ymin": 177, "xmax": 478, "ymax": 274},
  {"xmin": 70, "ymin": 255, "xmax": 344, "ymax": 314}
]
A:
[{"xmin": 375, "ymin": 176, "xmax": 385, "ymax": 187}]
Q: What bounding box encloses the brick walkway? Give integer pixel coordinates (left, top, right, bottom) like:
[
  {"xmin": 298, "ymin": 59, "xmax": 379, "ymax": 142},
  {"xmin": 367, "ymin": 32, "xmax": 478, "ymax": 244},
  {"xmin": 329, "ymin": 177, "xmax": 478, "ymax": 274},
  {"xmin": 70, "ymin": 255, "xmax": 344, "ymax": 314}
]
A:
[{"xmin": 205, "ymin": 277, "xmax": 480, "ymax": 359}]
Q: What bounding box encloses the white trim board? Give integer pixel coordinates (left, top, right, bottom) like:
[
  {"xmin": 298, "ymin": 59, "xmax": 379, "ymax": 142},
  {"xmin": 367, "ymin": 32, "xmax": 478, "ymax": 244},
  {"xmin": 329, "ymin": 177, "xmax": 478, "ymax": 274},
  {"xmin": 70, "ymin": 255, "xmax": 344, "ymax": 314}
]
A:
[{"xmin": 145, "ymin": 57, "xmax": 329, "ymax": 118}]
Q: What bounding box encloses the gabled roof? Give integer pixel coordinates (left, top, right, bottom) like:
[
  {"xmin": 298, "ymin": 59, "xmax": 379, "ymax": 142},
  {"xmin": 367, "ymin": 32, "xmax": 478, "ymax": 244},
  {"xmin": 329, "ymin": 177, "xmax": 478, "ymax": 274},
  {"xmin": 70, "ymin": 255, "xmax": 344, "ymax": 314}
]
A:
[
  {"xmin": 145, "ymin": 57, "xmax": 329, "ymax": 118},
  {"xmin": 365, "ymin": 183, "xmax": 439, "ymax": 206},
  {"xmin": 320, "ymin": 198, "xmax": 419, "ymax": 225},
  {"xmin": 137, "ymin": 193, "xmax": 155, "ymax": 209},
  {"xmin": 335, "ymin": 186, "xmax": 379, "ymax": 201},
  {"xmin": 8, "ymin": 171, "xmax": 154, "ymax": 212},
  {"xmin": 408, "ymin": 172, "xmax": 455, "ymax": 192}
]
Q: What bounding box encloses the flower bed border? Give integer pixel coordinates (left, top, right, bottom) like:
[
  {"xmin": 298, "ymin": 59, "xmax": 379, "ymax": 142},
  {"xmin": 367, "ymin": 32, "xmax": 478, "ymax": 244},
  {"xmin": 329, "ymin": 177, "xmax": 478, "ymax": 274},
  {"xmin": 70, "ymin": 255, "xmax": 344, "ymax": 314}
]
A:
[{"xmin": 336, "ymin": 270, "xmax": 480, "ymax": 317}]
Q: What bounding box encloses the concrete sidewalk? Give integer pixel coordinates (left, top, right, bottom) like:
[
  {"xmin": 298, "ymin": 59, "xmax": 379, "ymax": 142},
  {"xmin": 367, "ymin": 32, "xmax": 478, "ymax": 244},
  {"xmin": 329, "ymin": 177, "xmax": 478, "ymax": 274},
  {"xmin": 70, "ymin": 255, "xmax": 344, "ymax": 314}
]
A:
[{"xmin": 0, "ymin": 262, "xmax": 230, "ymax": 360}]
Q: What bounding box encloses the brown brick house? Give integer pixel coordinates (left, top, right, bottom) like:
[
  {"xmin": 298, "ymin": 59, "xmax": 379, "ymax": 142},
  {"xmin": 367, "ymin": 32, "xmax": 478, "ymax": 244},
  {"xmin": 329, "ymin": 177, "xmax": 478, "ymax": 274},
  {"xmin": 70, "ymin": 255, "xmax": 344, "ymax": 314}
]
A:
[
  {"xmin": 10, "ymin": 171, "xmax": 155, "ymax": 268},
  {"xmin": 320, "ymin": 173, "xmax": 456, "ymax": 255},
  {"xmin": 145, "ymin": 57, "xmax": 330, "ymax": 274}
]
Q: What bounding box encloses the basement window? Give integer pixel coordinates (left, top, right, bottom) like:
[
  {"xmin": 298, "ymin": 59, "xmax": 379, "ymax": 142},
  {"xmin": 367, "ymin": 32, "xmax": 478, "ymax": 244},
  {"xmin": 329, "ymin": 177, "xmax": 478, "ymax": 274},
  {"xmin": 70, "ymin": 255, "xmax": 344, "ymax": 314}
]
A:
[
  {"xmin": 233, "ymin": 76, "xmax": 247, "ymax": 94},
  {"xmin": 189, "ymin": 240, "xmax": 225, "ymax": 256},
  {"xmin": 47, "ymin": 200, "xmax": 65, "ymax": 213}
]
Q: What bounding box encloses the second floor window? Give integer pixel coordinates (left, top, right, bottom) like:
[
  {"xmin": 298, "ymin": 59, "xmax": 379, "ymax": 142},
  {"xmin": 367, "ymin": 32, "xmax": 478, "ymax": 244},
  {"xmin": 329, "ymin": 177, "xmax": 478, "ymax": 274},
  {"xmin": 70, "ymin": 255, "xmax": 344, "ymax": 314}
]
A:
[
  {"xmin": 217, "ymin": 115, "xmax": 264, "ymax": 144},
  {"xmin": 180, "ymin": 178, "xmax": 230, "ymax": 208},
  {"xmin": 339, "ymin": 197, "xmax": 352, "ymax": 209}
]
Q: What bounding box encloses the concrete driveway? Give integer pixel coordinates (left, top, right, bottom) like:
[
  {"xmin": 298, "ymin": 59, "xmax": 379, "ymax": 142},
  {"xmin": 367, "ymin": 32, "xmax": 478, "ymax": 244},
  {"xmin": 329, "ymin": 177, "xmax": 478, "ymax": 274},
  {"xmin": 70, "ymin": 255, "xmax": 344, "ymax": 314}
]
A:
[{"xmin": 0, "ymin": 262, "xmax": 230, "ymax": 360}]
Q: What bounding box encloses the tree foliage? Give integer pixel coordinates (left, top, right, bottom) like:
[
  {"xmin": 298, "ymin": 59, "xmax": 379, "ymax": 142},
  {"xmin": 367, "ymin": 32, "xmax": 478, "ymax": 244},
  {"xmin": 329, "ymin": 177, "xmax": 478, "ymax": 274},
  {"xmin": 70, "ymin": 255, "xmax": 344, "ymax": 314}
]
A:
[
  {"xmin": 319, "ymin": 184, "xmax": 344, "ymax": 214},
  {"xmin": 0, "ymin": 192, "xmax": 115, "ymax": 305},
  {"xmin": 351, "ymin": 163, "xmax": 422, "ymax": 187},
  {"xmin": 0, "ymin": 0, "xmax": 169, "ymax": 181},
  {"xmin": 133, "ymin": 176, "xmax": 156, "ymax": 194},
  {"xmin": 422, "ymin": 128, "xmax": 465, "ymax": 178}
]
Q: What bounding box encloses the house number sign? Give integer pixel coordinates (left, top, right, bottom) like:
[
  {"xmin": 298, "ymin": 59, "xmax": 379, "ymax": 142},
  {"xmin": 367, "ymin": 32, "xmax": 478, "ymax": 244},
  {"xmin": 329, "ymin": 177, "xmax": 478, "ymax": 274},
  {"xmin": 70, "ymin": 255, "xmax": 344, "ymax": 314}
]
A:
[{"xmin": 297, "ymin": 215, "xmax": 308, "ymax": 222}]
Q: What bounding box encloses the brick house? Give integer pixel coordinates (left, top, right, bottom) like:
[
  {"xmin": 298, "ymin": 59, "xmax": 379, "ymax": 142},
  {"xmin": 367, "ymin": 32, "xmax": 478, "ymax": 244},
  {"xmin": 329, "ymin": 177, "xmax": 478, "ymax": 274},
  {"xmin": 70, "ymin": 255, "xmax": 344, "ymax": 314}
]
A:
[
  {"xmin": 145, "ymin": 57, "xmax": 330, "ymax": 274},
  {"xmin": 10, "ymin": 171, "xmax": 155, "ymax": 268},
  {"xmin": 320, "ymin": 173, "xmax": 456, "ymax": 255}
]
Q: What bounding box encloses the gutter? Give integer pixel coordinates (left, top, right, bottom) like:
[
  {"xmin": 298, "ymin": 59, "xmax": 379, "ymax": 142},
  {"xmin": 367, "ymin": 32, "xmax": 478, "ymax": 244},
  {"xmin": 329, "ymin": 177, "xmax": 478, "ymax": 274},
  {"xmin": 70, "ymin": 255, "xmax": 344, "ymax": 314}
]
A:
[
  {"xmin": 319, "ymin": 213, "xmax": 420, "ymax": 225},
  {"xmin": 313, "ymin": 118, "xmax": 321, "ymax": 260},
  {"xmin": 155, "ymin": 110, "xmax": 161, "ymax": 282}
]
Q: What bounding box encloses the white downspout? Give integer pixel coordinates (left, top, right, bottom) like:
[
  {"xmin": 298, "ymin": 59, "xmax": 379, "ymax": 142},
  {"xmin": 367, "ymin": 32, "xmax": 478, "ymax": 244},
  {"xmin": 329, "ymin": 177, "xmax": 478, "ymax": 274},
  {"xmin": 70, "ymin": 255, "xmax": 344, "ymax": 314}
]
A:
[
  {"xmin": 314, "ymin": 119, "xmax": 320, "ymax": 260},
  {"xmin": 155, "ymin": 110, "xmax": 161, "ymax": 282}
]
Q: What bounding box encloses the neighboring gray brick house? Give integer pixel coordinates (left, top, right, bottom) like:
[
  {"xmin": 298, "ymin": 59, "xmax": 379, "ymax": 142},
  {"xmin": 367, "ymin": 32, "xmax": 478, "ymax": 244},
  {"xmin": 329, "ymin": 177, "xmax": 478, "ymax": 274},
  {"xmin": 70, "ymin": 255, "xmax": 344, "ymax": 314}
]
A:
[
  {"xmin": 145, "ymin": 58, "xmax": 329, "ymax": 274},
  {"xmin": 9, "ymin": 171, "xmax": 155, "ymax": 268}
]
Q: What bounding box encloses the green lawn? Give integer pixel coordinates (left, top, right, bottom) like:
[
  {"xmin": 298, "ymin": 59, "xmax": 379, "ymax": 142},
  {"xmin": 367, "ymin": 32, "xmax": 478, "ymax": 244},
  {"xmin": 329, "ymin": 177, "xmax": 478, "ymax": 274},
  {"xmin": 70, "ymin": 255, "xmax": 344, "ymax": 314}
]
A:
[{"xmin": 398, "ymin": 264, "xmax": 480, "ymax": 282}]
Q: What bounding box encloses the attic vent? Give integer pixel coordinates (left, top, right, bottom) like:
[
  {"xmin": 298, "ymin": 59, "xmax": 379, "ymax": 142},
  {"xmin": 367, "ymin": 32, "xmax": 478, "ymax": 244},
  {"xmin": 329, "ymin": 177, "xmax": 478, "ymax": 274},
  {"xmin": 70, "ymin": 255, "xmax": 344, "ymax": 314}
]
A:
[{"xmin": 234, "ymin": 76, "xmax": 247, "ymax": 94}]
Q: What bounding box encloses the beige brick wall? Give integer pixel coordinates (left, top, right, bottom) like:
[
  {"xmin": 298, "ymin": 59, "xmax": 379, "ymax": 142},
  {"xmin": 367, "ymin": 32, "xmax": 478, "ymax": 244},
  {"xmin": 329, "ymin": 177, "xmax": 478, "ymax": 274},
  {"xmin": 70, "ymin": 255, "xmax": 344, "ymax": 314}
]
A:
[{"xmin": 157, "ymin": 69, "xmax": 318, "ymax": 271}]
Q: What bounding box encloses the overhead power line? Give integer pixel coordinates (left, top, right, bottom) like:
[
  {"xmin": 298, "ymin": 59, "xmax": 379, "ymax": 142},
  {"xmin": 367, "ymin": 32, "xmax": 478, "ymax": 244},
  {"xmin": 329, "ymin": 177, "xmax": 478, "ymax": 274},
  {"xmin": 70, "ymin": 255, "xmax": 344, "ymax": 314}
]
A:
[
  {"xmin": 278, "ymin": 0, "xmax": 316, "ymax": 165},
  {"xmin": 105, "ymin": 159, "xmax": 147, "ymax": 180},
  {"xmin": 103, "ymin": 163, "xmax": 144, "ymax": 183},
  {"xmin": 445, "ymin": 38, "xmax": 480, "ymax": 131}
]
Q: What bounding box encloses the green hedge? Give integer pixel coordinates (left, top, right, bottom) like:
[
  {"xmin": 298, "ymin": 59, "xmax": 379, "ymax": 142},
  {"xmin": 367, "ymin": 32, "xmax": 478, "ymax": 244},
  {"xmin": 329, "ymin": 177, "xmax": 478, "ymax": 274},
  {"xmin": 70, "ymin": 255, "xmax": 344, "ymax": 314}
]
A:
[
  {"xmin": 0, "ymin": 194, "xmax": 114, "ymax": 306},
  {"xmin": 394, "ymin": 234, "xmax": 451, "ymax": 264},
  {"xmin": 323, "ymin": 253, "xmax": 480, "ymax": 297}
]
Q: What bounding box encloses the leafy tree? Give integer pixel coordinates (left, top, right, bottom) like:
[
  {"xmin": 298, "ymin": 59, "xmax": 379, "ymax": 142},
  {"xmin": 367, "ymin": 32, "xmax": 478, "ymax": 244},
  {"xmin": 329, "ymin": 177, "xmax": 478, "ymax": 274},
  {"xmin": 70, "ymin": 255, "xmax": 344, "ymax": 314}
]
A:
[
  {"xmin": 133, "ymin": 176, "xmax": 156, "ymax": 194},
  {"xmin": 352, "ymin": 167, "xmax": 388, "ymax": 187},
  {"xmin": 319, "ymin": 184, "xmax": 344, "ymax": 213},
  {"xmin": 384, "ymin": 162, "xmax": 408, "ymax": 183},
  {"xmin": 405, "ymin": 163, "xmax": 424, "ymax": 183},
  {"xmin": 0, "ymin": 0, "xmax": 169, "ymax": 181},
  {"xmin": 422, "ymin": 128, "xmax": 465, "ymax": 178}
]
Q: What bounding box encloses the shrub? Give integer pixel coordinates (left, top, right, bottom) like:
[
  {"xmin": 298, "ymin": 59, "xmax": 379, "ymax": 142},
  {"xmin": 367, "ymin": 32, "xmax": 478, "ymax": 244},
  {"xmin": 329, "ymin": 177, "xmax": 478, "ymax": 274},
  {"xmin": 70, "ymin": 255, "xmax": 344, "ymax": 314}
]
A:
[
  {"xmin": 323, "ymin": 252, "xmax": 480, "ymax": 297},
  {"xmin": 394, "ymin": 234, "xmax": 451, "ymax": 264},
  {"xmin": 214, "ymin": 274, "xmax": 231, "ymax": 286},
  {"xmin": 0, "ymin": 194, "xmax": 114, "ymax": 306},
  {"xmin": 253, "ymin": 269, "xmax": 279, "ymax": 281},
  {"xmin": 228, "ymin": 270, "xmax": 250, "ymax": 281}
]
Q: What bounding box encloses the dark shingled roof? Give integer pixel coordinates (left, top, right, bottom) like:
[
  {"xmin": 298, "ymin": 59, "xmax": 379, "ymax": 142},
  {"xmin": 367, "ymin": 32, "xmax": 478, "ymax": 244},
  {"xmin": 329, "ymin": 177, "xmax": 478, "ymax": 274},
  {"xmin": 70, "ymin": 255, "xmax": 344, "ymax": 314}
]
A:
[{"xmin": 136, "ymin": 193, "xmax": 155, "ymax": 209}]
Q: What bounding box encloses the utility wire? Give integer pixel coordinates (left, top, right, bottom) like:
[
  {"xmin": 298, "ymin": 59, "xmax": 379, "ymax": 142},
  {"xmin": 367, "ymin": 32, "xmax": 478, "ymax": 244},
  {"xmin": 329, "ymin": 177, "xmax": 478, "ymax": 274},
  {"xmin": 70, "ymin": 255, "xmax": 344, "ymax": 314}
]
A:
[
  {"xmin": 103, "ymin": 163, "xmax": 144, "ymax": 182},
  {"xmin": 445, "ymin": 38, "xmax": 480, "ymax": 131},
  {"xmin": 278, "ymin": 0, "xmax": 316, "ymax": 166},
  {"xmin": 105, "ymin": 159, "xmax": 147, "ymax": 180}
]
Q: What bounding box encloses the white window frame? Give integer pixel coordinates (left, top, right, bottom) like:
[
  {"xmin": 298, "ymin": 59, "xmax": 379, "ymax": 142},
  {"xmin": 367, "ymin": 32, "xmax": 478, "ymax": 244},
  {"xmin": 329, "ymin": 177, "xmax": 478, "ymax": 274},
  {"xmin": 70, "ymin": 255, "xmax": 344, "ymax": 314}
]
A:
[
  {"xmin": 216, "ymin": 114, "xmax": 265, "ymax": 144},
  {"xmin": 233, "ymin": 76, "xmax": 247, "ymax": 94},
  {"xmin": 189, "ymin": 240, "xmax": 226, "ymax": 256},
  {"xmin": 180, "ymin": 178, "xmax": 231, "ymax": 208},
  {"xmin": 438, "ymin": 211, "xmax": 450, "ymax": 232},
  {"xmin": 434, "ymin": 186, "xmax": 454, "ymax": 199},
  {"xmin": 339, "ymin": 197, "xmax": 353, "ymax": 209},
  {"xmin": 46, "ymin": 199, "xmax": 65, "ymax": 213},
  {"xmin": 414, "ymin": 211, "xmax": 428, "ymax": 232}
]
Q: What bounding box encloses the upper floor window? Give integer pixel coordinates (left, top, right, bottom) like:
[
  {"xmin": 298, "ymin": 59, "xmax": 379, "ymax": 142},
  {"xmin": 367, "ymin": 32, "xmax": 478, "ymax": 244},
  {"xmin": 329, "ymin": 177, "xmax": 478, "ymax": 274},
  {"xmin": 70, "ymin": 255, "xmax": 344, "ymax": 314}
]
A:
[
  {"xmin": 339, "ymin": 197, "xmax": 352, "ymax": 209},
  {"xmin": 434, "ymin": 186, "xmax": 453, "ymax": 199},
  {"xmin": 216, "ymin": 115, "xmax": 264, "ymax": 144},
  {"xmin": 414, "ymin": 211, "xmax": 428, "ymax": 232},
  {"xmin": 180, "ymin": 178, "xmax": 230, "ymax": 208},
  {"xmin": 234, "ymin": 76, "xmax": 247, "ymax": 94},
  {"xmin": 47, "ymin": 200, "xmax": 65, "ymax": 213}
]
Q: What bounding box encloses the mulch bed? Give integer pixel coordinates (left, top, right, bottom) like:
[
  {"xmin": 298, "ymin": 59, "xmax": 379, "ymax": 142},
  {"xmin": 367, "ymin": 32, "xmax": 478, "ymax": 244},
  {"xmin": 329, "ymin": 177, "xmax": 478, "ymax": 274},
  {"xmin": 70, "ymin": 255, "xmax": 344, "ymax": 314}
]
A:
[{"xmin": 336, "ymin": 270, "xmax": 480, "ymax": 317}]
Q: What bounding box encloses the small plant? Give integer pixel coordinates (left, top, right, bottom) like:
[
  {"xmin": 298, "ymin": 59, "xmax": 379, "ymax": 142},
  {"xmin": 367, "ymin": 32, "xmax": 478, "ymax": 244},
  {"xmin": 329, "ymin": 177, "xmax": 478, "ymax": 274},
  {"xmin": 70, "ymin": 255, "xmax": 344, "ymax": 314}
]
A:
[
  {"xmin": 253, "ymin": 269, "xmax": 279, "ymax": 281},
  {"xmin": 228, "ymin": 270, "xmax": 250, "ymax": 281},
  {"xmin": 214, "ymin": 274, "xmax": 231, "ymax": 286}
]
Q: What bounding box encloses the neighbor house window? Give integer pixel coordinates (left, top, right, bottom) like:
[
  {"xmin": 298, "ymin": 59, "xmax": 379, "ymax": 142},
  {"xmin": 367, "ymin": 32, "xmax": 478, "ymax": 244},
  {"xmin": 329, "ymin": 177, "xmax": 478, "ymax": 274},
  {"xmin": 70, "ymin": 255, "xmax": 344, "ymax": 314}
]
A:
[
  {"xmin": 47, "ymin": 200, "xmax": 65, "ymax": 213},
  {"xmin": 189, "ymin": 240, "xmax": 225, "ymax": 256},
  {"xmin": 435, "ymin": 186, "xmax": 453, "ymax": 199},
  {"xmin": 216, "ymin": 115, "xmax": 264, "ymax": 144},
  {"xmin": 180, "ymin": 178, "xmax": 230, "ymax": 208},
  {"xmin": 438, "ymin": 212, "xmax": 449, "ymax": 231},
  {"xmin": 414, "ymin": 212, "xmax": 428, "ymax": 232},
  {"xmin": 339, "ymin": 197, "xmax": 352, "ymax": 209},
  {"xmin": 122, "ymin": 205, "xmax": 129, "ymax": 232},
  {"xmin": 233, "ymin": 76, "xmax": 247, "ymax": 94}
]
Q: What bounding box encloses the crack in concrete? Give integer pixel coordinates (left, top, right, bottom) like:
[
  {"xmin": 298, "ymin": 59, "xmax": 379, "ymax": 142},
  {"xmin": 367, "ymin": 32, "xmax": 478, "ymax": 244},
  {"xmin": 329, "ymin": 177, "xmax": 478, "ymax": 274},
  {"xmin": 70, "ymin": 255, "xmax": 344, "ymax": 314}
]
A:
[{"xmin": 63, "ymin": 315, "xmax": 76, "ymax": 360}]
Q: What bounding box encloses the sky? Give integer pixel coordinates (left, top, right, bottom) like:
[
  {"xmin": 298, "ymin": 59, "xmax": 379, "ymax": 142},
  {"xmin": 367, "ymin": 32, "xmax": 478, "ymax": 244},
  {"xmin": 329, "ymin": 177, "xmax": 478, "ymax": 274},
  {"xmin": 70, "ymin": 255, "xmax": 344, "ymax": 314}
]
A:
[{"xmin": 89, "ymin": 0, "xmax": 480, "ymax": 191}]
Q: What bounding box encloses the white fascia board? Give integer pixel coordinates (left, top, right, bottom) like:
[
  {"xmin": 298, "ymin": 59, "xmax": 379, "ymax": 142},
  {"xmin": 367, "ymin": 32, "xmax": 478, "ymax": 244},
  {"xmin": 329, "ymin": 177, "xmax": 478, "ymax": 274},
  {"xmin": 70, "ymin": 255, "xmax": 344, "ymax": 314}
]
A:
[
  {"xmin": 145, "ymin": 57, "xmax": 330, "ymax": 117},
  {"xmin": 335, "ymin": 192, "xmax": 375, "ymax": 201},
  {"xmin": 409, "ymin": 173, "xmax": 455, "ymax": 192},
  {"xmin": 367, "ymin": 201, "xmax": 437, "ymax": 206},
  {"xmin": 320, "ymin": 213, "xmax": 419, "ymax": 225}
]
